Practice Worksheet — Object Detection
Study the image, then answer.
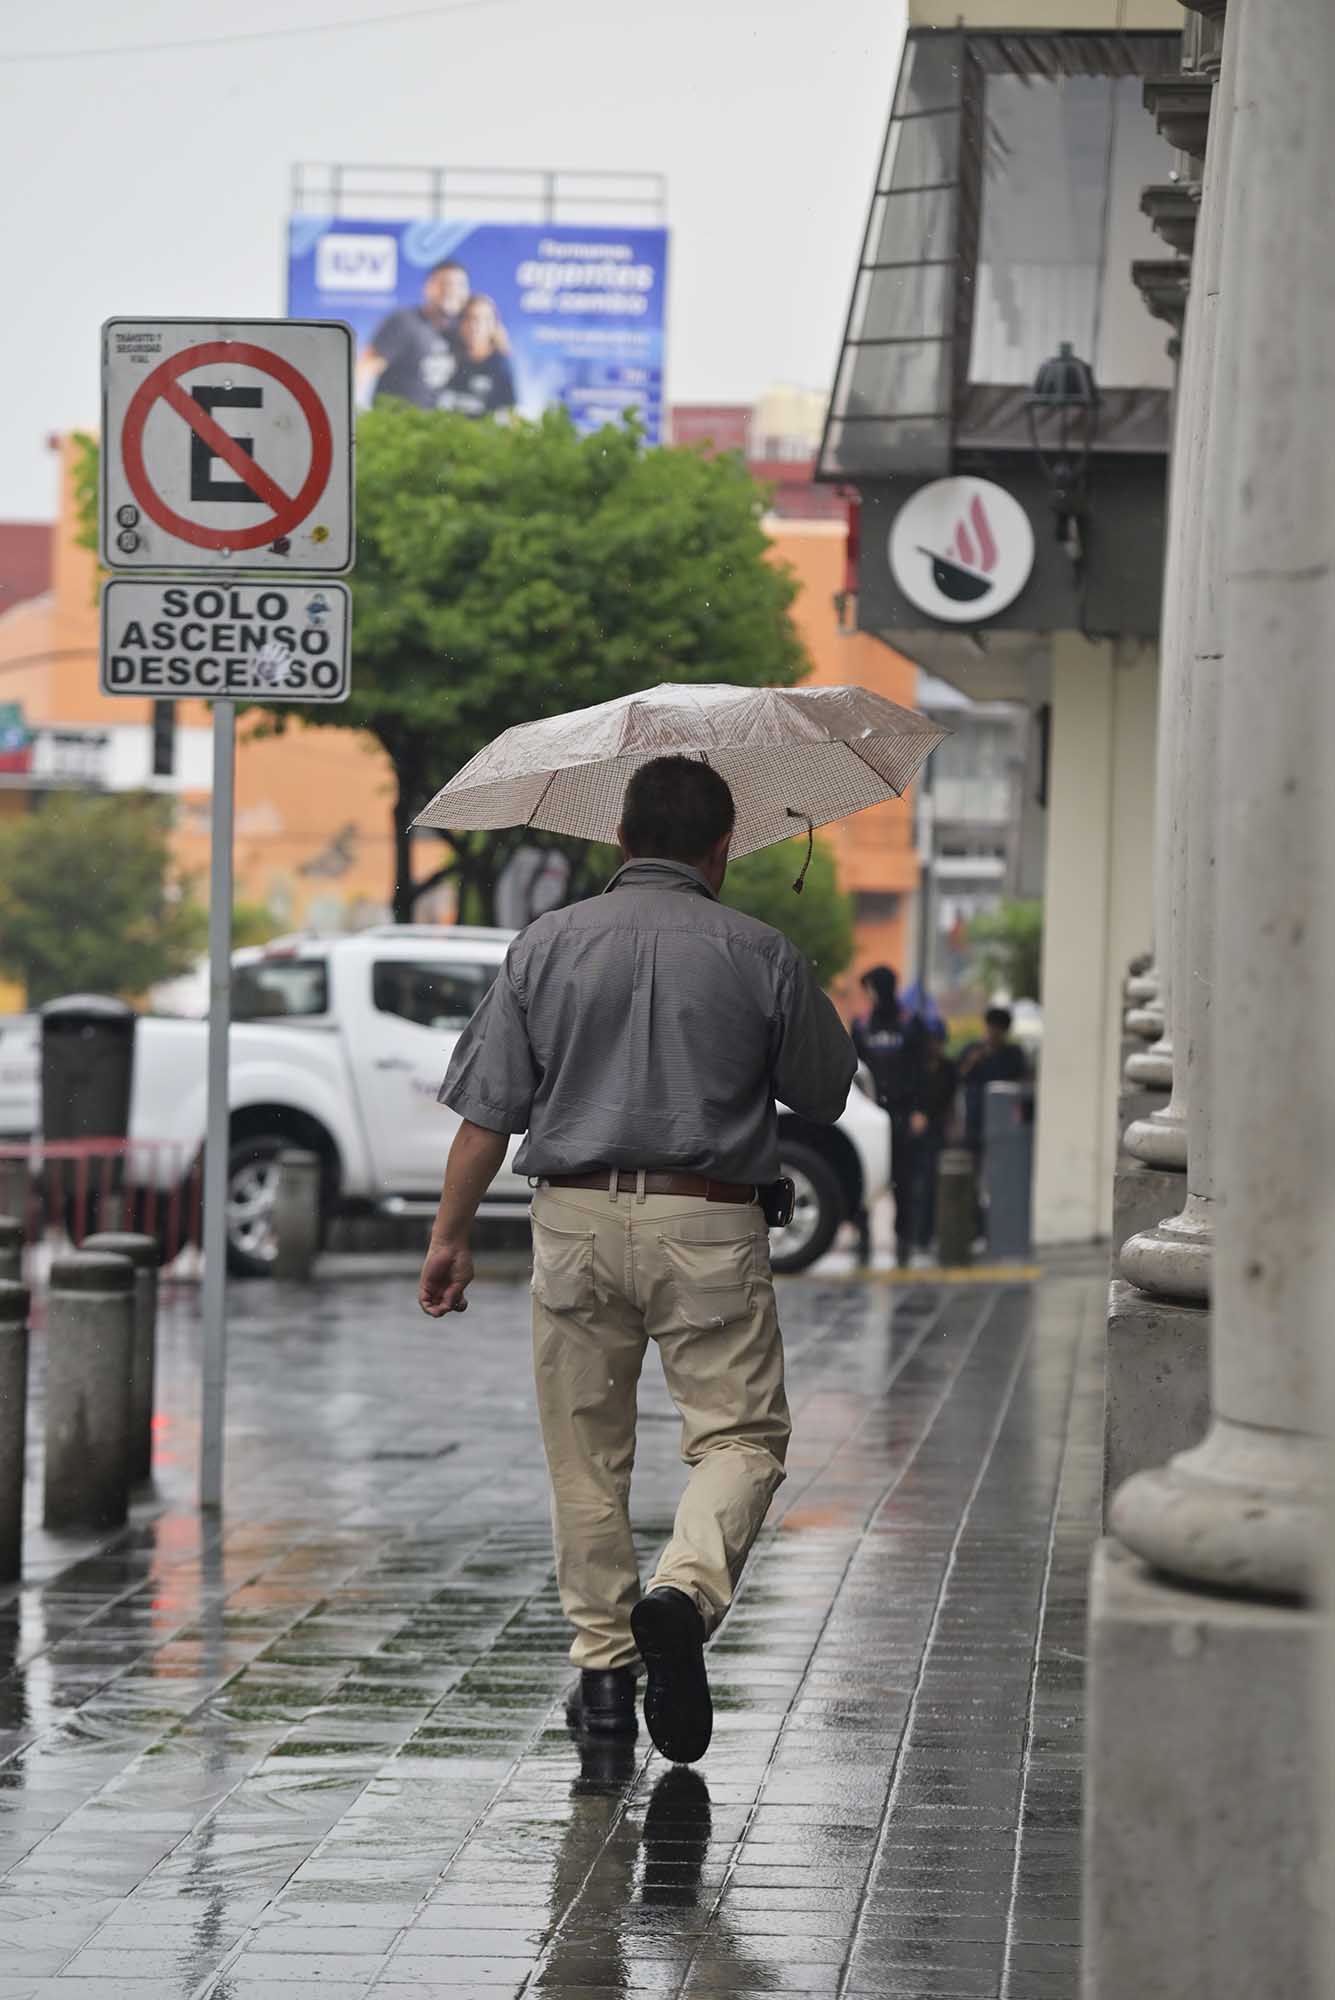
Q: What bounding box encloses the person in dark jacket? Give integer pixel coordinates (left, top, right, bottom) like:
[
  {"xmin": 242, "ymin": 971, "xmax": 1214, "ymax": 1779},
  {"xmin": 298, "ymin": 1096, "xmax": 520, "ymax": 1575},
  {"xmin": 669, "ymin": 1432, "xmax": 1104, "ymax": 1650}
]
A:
[
  {"xmin": 908, "ymin": 1023, "xmax": 957, "ymax": 1255},
  {"xmin": 851, "ymin": 965, "xmax": 929, "ymax": 1267}
]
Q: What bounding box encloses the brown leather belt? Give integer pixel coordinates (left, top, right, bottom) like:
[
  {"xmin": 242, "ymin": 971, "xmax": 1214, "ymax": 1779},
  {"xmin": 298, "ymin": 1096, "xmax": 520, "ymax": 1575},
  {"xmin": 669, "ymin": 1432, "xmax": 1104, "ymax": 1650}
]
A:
[{"xmin": 544, "ymin": 1171, "xmax": 757, "ymax": 1205}]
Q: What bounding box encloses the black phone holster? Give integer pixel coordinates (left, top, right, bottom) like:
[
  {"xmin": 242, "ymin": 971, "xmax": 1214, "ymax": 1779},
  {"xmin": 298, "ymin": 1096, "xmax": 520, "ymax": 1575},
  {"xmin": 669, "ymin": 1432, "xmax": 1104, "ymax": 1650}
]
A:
[{"xmin": 759, "ymin": 1177, "xmax": 797, "ymax": 1229}]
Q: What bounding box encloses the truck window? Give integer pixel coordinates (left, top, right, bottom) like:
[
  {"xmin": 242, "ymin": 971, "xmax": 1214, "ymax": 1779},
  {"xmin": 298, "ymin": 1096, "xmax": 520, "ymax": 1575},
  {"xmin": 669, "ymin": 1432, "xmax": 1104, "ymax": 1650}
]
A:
[
  {"xmin": 232, "ymin": 960, "xmax": 330, "ymax": 1020},
  {"xmin": 372, "ymin": 960, "xmax": 497, "ymax": 1032}
]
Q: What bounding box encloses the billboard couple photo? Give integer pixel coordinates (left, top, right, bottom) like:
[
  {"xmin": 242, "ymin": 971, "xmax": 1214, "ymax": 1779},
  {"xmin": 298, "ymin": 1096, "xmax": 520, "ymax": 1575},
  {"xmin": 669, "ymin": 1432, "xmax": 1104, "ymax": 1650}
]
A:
[{"xmin": 357, "ymin": 256, "xmax": 516, "ymax": 418}]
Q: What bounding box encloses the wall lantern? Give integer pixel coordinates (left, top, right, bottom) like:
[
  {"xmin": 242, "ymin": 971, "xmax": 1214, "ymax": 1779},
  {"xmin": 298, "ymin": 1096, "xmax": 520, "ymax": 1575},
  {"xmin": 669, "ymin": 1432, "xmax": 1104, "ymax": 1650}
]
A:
[{"xmin": 1025, "ymin": 341, "xmax": 1100, "ymax": 564}]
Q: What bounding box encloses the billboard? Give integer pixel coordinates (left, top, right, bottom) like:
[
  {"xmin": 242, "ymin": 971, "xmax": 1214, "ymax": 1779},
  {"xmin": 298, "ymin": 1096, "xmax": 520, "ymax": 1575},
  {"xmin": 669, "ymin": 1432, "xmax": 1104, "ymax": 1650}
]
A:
[{"xmin": 287, "ymin": 218, "xmax": 668, "ymax": 444}]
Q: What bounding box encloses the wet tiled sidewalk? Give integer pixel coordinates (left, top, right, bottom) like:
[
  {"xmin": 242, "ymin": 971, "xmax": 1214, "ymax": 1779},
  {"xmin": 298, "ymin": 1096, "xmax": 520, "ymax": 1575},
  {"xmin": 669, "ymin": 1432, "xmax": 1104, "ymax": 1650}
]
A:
[{"xmin": 1, "ymin": 1256, "xmax": 1104, "ymax": 1998}]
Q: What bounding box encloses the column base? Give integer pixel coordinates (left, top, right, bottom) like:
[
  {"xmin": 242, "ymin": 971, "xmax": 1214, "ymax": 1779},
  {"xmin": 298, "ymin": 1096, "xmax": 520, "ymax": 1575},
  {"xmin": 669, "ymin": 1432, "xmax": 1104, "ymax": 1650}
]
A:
[
  {"xmin": 1119, "ymin": 1191, "xmax": 1212, "ymax": 1302},
  {"xmin": 1125, "ymin": 1035, "xmax": 1172, "ymax": 1089},
  {"xmin": 1123, "ymin": 1101, "xmax": 1188, "ymax": 1171},
  {"xmin": 1116, "ymin": 1086, "xmax": 1170, "ymax": 1152},
  {"xmin": 1083, "ymin": 1539, "xmax": 1323, "ymax": 2000},
  {"xmin": 1112, "ymin": 1157, "xmax": 1182, "ymax": 1259},
  {"xmin": 1103, "ymin": 1278, "xmax": 1209, "ymax": 1518},
  {"xmin": 1125, "ymin": 969, "xmax": 1159, "ymax": 1004},
  {"xmin": 1109, "ymin": 1415, "xmax": 1326, "ymax": 1599},
  {"xmin": 1124, "ymin": 1003, "xmax": 1163, "ymax": 1041}
]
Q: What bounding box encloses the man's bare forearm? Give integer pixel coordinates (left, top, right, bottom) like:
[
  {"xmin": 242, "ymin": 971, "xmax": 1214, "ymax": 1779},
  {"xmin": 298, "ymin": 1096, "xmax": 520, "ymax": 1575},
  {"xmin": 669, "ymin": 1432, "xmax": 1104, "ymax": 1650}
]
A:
[{"xmin": 431, "ymin": 1120, "xmax": 510, "ymax": 1245}]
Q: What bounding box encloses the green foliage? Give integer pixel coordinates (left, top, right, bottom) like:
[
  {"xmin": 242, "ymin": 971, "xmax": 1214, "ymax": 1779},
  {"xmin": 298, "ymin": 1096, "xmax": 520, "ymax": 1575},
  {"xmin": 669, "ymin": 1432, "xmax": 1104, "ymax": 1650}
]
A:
[
  {"xmin": 722, "ymin": 838, "xmax": 854, "ymax": 981},
  {"xmin": 0, "ymin": 793, "xmax": 207, "ymax": 1006},
  {"xmin": 71, "ymin": 432, "xmax": 100, "ymax": 564},
  {"xmin": 968, "ymin": 898, "xmax": 1044, "ymax": 1002},
  {"xmin": 232, "ymin": 900, "xmax": 284, "ymax": 948}
]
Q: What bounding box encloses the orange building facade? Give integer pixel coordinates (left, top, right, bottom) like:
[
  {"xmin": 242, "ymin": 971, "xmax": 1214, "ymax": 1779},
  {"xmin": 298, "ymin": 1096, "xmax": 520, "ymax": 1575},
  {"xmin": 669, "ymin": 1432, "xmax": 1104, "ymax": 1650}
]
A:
[
  {"xmin": 765, "ymin": 516, "xmax": 918, "ymax": 1014},
  {"xmin": 0, "ymin": 441, "xmax": 919, "ymax": 1005}
]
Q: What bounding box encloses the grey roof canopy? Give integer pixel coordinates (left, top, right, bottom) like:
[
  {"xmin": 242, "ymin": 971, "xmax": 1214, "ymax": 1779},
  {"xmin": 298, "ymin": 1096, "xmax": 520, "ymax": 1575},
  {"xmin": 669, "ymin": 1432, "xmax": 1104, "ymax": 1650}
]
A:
[
  {"xmin": 414, "ymin": 681, "xmax": 947, "ymax": 858},
  {"xmin": 819, "ymin": 25, "xmax": 1179, "ymax": 481}
]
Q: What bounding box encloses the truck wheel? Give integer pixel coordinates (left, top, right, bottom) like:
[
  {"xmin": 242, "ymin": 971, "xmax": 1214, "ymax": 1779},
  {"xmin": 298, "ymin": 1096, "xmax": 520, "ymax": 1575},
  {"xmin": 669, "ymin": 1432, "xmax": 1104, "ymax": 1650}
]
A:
[
  {"xmin": 769, "ymin": 1141, "xmax": 844, "ymax": 1275},
  {"xmin": 227, "ymin": 1133, "xmax": 285, "ymax": 1278}
]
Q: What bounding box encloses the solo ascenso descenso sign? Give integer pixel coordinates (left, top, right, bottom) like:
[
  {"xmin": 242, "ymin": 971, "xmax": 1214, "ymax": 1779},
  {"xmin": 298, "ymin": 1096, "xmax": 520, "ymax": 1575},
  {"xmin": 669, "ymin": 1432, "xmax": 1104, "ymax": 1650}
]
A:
[{"xmin": 100, "ymin": 579, "xmax": 350, "ymax": 703}]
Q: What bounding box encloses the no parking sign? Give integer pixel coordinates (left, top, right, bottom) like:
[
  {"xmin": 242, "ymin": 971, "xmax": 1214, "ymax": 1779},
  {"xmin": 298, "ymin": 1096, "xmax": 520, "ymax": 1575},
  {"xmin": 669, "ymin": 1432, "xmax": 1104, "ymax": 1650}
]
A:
[{"xmin": 101, "ymin": 318, "xmax": 354, "ymax": 572}]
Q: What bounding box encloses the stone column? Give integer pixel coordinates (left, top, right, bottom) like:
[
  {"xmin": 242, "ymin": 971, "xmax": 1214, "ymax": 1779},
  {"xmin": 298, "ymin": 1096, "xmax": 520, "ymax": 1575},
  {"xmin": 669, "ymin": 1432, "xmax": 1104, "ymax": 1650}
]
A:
[
  {"xmin": 1114, "ymin": 0, "xmax": 1332, "ymax": 1600},
  {"xmin": 1118, "ymin": 16, "xmax": 1237, "ymax": 1308},
  {"xmin": 1086, "ymin": 1, "xmax": 1333, "ymax": 1989},
  {"xmin": 1120, "ymin": 101, "xmax": 1219, "ymax": 1189},
  {"xmin": 1121, "ymin": 372, "xmax": 1191, "ymax": 1096},
  {"xmin": 1102, "ymin": 35, "xmax": 1224, "ymax": 1493}
]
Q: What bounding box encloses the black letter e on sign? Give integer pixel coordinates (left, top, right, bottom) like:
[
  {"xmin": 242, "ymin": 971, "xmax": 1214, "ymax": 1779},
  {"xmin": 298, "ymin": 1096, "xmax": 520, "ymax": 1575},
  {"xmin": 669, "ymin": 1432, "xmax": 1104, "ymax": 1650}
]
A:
[{"xmin": 189, "ymin": 385, "xmax": 265, "ymax": 503}]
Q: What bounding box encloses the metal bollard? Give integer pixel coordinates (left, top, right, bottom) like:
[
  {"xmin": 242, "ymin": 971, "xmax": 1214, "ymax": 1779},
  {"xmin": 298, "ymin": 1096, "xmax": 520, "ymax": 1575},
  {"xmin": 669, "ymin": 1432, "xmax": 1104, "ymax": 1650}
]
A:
[
  {"xmin": 935, "ymin": 1148, "xmax": 976, "ymax": 1269},
  {"xmin": 272, "ymin": 1150, "xmax": 321, "ymax": 1282},
  {"xmin": 43, "ymin": 1250, "xmax": 135, "ymax": 1533},
  {"xmin": 983, "ymin": 1082, "xmax": 1035, "ymax": 1261},
  {"xmin": 0, "ymin": 1280, "xmax": 29, "ymax": 1580},
  {"xmin": 0, "ymin": 1217, "xmax": 21, "ymax": 1283},
  {"xmin": 82, "ymin": 1232, "xmax": 159, "ymax": 1486},
  {"xmin": 0, "ymin": 1161, "xmax": 30, "ymax": 1236}
]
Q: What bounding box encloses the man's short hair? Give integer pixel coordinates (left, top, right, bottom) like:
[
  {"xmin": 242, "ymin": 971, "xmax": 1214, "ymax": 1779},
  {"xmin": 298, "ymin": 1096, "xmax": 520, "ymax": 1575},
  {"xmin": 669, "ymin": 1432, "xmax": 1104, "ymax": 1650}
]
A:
[
  {"xmin": 427, "ymin": 258, "xmax": 467, "ymax": 279},
  {"xmin": 985, "ymin": 1005, "xmax": 1013, "ymax": 1034},
  {"xmin": 620, "ymin": 755, "xmax": 736, "ymax": 864}
]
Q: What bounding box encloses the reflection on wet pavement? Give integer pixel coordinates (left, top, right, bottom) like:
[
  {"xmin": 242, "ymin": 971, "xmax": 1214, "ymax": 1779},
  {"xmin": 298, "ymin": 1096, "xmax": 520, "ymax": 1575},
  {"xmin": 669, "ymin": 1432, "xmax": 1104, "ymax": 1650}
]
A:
[{"xmin": 0, "ymin": 1259, "xmax": 1103, "ymax": 1996}]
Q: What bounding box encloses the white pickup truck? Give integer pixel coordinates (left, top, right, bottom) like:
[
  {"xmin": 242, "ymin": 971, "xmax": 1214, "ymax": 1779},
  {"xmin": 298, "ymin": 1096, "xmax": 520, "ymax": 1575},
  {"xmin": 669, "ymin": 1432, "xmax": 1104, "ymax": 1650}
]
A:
[{"xmin": 20, "ymin": 928, "xmax": 889, "ymax": 1276}]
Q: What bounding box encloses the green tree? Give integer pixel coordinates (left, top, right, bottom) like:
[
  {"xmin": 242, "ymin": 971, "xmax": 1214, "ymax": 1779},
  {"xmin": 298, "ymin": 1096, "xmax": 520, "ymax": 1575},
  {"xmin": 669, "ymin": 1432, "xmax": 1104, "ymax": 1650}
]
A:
[
  {"xmin": 0, "ymin": 792, "xmax": 207, "ymax": 1006},
  {"xmin": 722, "ymin": 838, "xmax": 854, "ymax": 981},
  {"xmin": 75, "ymin": 408, "xmax": 810, "ymax": 922},
  {"xmin": 232, "ymin": 900, "xmax": 284, "ymax": 948},
  {"xmin": 968, "ymin": 898, "xmax": 1044, "ymax": 1001}
]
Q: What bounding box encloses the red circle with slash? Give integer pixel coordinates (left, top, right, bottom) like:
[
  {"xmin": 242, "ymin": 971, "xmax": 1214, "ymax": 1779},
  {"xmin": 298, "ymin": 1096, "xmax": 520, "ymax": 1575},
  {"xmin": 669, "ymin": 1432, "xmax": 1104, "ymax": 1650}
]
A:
[{"xmin": 121, "ymin": 340, "xmax": 334, "ymax": 552}]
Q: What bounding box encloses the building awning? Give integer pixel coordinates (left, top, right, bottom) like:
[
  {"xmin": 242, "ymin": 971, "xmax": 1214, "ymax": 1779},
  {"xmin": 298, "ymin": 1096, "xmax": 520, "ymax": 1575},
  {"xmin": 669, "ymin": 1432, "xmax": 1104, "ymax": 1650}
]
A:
[{"xmin": 820, "ymin": 25, "xmax": 1180, "ymax": 483}]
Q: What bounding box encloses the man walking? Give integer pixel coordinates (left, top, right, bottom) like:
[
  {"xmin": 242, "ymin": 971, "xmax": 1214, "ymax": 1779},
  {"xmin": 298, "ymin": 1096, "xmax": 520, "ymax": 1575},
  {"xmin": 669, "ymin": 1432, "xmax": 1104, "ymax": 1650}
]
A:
[{"xmin": 418, "ymin": 756, "xmax": 856, "ymax": 1763}]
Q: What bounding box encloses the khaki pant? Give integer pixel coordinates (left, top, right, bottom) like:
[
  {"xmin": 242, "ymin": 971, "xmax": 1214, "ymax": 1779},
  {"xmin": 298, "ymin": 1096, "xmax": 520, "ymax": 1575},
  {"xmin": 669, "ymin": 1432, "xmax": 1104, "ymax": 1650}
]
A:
[{"xmin": 530, "ymin": 1183, "xmax": 790, "ymax": 1671}]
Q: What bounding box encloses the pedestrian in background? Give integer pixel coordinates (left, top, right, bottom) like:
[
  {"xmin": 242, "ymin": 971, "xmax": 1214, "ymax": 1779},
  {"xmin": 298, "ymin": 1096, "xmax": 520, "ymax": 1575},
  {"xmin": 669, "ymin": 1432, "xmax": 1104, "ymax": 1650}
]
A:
[
  {"xmin": 911, "ymin": 1023, "xmax": 958, "ymax": 1260},
  {"xmin": 852, "ymin": 965, "xmax": 929, "ymax": 1268},
  {"xmin": 418, "ymin": 755, "xmax": 856, "ymax": 1764}
]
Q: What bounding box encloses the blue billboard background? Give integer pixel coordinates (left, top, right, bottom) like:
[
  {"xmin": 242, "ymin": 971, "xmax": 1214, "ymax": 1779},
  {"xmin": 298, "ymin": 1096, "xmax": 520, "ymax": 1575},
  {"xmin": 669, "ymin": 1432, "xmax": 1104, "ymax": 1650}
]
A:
[{"xmin": 287, "ymin": 217, "xmax": 668, "ymax": 443}]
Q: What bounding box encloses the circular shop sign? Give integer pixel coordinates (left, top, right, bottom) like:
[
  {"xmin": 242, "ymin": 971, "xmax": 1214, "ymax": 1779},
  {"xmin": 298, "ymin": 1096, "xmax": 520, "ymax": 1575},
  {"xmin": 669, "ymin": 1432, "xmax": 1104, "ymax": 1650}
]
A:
[{"xmin": 888, "ymin": 477, "xmax": 1035, "ymax": 625}]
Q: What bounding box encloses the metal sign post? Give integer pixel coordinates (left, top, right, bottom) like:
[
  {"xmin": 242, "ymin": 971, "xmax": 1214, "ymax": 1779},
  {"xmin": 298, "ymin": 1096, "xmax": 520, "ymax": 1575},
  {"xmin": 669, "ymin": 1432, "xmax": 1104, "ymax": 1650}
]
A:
[
  {"xmin": 99, "ymin": 315, "xmax": 354, "ymax": 1517},
  {"xmin": 199, "ymin": 702, "xmax": 235, "ymax": 1511}
]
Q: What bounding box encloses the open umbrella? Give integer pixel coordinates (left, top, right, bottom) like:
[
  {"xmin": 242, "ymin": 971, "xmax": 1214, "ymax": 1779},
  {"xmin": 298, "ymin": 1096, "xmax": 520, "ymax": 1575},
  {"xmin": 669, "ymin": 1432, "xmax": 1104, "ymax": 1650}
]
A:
[{"xmin": 414, "ymin": 682, "xmax": 946, "ymax": 879}]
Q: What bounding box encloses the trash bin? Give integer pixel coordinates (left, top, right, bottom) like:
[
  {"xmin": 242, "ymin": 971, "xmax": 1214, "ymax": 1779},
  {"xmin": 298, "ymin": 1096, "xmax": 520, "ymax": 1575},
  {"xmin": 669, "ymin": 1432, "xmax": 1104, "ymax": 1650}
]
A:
[
  {"xmin": 983, "ymin": 1080, "xmax": 1034, "ymax": 1260},
  {"xmin": 40, "ymin": 997, "xmax": 137, "ymax": 1241},
  {"xmin": 40, "ymin": 995, "xmax": 136, "ymax": 1144}
]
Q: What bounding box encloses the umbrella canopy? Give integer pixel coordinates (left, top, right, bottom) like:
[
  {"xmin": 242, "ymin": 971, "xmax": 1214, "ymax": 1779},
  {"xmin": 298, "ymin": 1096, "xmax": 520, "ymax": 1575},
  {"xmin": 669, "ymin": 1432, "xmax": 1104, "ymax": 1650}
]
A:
[{"xmin": 413, "ymin": 682, "xmax": 947, "ymax": 858}]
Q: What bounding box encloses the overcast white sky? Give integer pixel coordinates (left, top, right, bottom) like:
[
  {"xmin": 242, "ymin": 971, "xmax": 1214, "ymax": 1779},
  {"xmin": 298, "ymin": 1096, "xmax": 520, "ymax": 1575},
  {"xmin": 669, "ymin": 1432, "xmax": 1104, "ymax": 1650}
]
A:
[{"xmin": 0, "ymin": 0, "xmax": 906, "ymax": 521}]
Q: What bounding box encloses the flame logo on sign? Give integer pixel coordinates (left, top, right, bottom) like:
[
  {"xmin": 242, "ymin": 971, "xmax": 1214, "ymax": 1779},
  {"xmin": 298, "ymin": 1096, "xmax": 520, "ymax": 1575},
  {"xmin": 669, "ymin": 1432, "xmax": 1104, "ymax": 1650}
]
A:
[{"xmin": 920, "ymin": 492, "xmax": 1000, "ymax": 604}]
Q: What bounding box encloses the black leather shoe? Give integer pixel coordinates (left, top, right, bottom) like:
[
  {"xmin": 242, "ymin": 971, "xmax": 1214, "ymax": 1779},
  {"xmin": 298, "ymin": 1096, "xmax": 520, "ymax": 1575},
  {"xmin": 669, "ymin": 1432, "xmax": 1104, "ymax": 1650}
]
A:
[
  {"xmin": 630, "ymin": 1586, "xmax": 713, "ymax": 1764},
  {"xmin": 564, "ymin": 1667, "xmax": 638, "ymax": 1738}
]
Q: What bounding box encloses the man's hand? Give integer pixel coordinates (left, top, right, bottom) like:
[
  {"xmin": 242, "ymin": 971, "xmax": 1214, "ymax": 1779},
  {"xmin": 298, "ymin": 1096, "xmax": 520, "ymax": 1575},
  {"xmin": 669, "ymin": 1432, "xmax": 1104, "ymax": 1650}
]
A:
[
  {"xmin": 419, "ymin": 1121, "xmax": 509, "ymax": 1318},
  {"xmin": 419, "ymin": 1239, "xmax": 474, "ymax": 1318}
]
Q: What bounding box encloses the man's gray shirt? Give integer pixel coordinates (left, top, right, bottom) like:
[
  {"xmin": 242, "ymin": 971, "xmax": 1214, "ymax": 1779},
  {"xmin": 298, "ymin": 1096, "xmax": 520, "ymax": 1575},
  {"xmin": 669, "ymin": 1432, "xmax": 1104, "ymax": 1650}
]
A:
[{"xmin": 438, "ymin": 858, "xmax": 857, "ymax": 1184}]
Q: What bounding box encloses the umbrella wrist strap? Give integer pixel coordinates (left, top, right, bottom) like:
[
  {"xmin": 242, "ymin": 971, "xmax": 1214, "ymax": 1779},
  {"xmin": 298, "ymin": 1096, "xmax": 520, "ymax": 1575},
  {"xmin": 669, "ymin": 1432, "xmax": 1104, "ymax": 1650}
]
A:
[{"xmin": 786, "ymin": 809, "xmax": 814, "ymax": 894}]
